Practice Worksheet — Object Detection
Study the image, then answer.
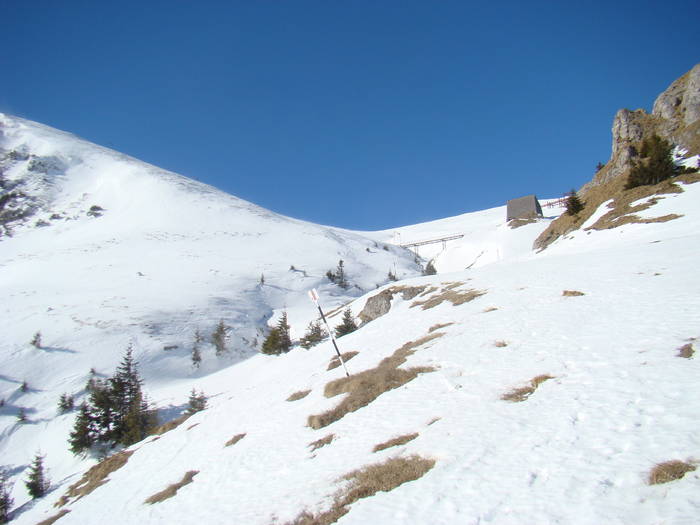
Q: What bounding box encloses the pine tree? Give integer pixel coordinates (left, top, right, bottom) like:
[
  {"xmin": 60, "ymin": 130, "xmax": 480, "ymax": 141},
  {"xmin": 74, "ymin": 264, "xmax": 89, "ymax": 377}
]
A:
[
  {"xmin": 299, "ymin": 320, "xmax": 325, "ymax": 349},
  {"xmin": 0, "ymin": 470, "xmax": 13, "ymax": 525},
  {"xmin": 68, "ymin": 403, "xmax": 95, "ymax": 455},
  {"xmin": 16, "ymin": 408, "xmax": 26, "ymax": 423},
  {"xmin": 335, "ymin": 308, "xmax": 358, "ymax": 338},
  {"xmin": 388, "ymin": 269, "xmax": 398, "ymax": 282},
  {"xmin": 186, "ymin": 389, "xmax": 208, "ymax": 415},
  {"xmin": 565, "ymin": 189, "xmax": 584, "ymax": 216},
  {"xmin": 58, "ymin": 393, "xmax": 74, "ymax": 413},
  {"xmin": 625, "ymin": 134, "xmax": 678, "ymax": 189},
  {"xmin": 326, "ymin": 260, "xmax": 349, "ymax": 289},
  {"xmin": 261, "ymin": 312, "xmax": 292, "ymax": 355},
  {"xmin": 24, "ymin": 452, "xmax": 49, "ymax": 499},
  {"xmin": 20, "ymin": 381, "xmax": 28, "ymax": 393},
  {"xmin": 191, "ymin": 329, "xmax": 203, "ymax": 368},
  {"xmin": 30, "ymin": 331, "xmax": 42, "ymax": 349},
  {"xmin": 423, "ymin": 261, "xmax": 437, "ymax": 276},
  {"xmin": 212, "ymin": 320, "xmax": 229, "ymax": 357}
]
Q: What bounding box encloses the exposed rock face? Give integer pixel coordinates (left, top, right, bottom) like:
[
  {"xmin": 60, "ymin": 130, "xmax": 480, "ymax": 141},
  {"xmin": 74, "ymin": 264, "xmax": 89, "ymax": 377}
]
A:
[
  {"xmin": 358, "ymin": 285, "xmax": 427, "ymax": 324},
  {"xmin": 584, "ymin": 63, "xmax": 700, "ymax": 190}
]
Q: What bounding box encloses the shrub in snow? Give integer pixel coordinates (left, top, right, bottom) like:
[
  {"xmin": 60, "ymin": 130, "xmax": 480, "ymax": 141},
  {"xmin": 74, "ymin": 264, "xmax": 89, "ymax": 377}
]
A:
[
  {"xmin": 0, "ymin": 470, "xmax": 13, "ymax": 524},
  {"xmin": 326, "ymin": 259, "xmax": 349, "ymax": 289},
  {"xmin": 212, "ymin": 320, "xmax": 229, "ymax": 357},
  {"xmin": 30, "ymin": 331, "xmax": 42, "ymax": 349},
  {"xmin": 299, "ymin": 320, "xmax": 325, "ymax": 349},
  {"xmin": 334, "ymin": 308, "xmax": 358, "ymax": 338},
  {"xmin": 191, "ymin": 329, "xmax": 204, "ymax": 368},
  {"xmin": 423, "ymin": 260, "xmax": 437, "ymax": 276},
  {"xmin": 16, "ymin": 408, "xmax": 26, "ymax": 423},
  {"xmin": 58, "ymin": 393, "xmax": 74, "ymax": 414},
  {"xmin": 261, "ymin": 312, "xmax": 292, "ymax": 355},
  {"xmin": 24, "ymin": 452, "xmax": 50, "ymax": 499},
  {"xmin": 186, "ymin": 389, "xmax": 207, "ymax": 415}
]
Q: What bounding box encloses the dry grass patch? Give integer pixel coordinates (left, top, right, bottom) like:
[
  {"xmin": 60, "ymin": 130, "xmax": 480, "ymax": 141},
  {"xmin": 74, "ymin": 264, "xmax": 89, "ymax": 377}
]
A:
[
  {"xmin": 186, "ymin": 423, "xmax": 199, "ymax": 431},
  {"xmin": 483, "ymin": 306, "xmax": 499, "ymax": 313},
  {"xmin": 285, "ymin": 455, "xmax": 435, "ymax": 525},
  {"xmin": 535, "ymin": 173, "xmax": 700, "ymax": 251},
  {"xmin": 287, "ymin": 389, "xmax": 312, "ymax": 401},
  {"xmin": 150, "ymin": 413, "xmax": 191, "ymax": 436},
  {"xmin": 56, "ymin": 450, "xmax": 134, "ymax": 507},
  {"xmin": 36, "ymin": 510, "xmax": 70, "ymax": 525},
  {"xmin": 427, "ymin": 417, "xmax": 441, "ymax": 425},
  {"xmin": 501, "ymin": 375, "xmax": 555, "ymax": 402},
  {"xmin": 373, "ymin": 433, "xmax": 419, "ymax": 452},
  {"xmin": 144, "ymin": 470, "xmax": 199, "ymax": 504},
  {"xmin": 494, "ymin": 340, "xmax": 508, "ymax": 348},
  {"xmin": 308, "ymin": 333, "xmax": 443, "ymax": 430},
  {"xmin": 327, "ymin": 351, "xmax": 359, "ymax": 371},
  {"xmin": 308, "ymin": 434, "xmax": 335, "ymax": 452},
  {"xmin": 224, "ymin": 433, "xmax": 246, "ymax": 447},
  {"xmin": 648, "ymin": 460, "xmax": 696, "ymax": 485},
  {"xmin": 411, "ymin": 283, "xmax": 485, "ymax": 310},
  {"xmin": 677, "ymin": 343, "xmax": 695, "ymax": 358},
  {"xmin": 562, "ymin": 290, "xmax": 585, "ymax": 297},
  {"xmin": 428, "ymin": 322, "xmax": 453, "ymax": 333},
  {"xmin": 508, "ymin": 218, "xmax": 537, "ymax": 229}
]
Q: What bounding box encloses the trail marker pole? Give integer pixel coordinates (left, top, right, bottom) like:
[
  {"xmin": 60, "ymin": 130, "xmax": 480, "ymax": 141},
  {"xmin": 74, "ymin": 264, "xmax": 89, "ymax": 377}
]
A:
[{"xmin": 308, "ymin": 288, "xmax": 350, "ymax": 378}]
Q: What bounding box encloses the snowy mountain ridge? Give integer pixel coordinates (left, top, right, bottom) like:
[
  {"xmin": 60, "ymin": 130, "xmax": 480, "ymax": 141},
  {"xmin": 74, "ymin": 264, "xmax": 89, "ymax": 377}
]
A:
[{"xmin": 1, "ymin": 112, "xmax": 699, "ymax": 524}]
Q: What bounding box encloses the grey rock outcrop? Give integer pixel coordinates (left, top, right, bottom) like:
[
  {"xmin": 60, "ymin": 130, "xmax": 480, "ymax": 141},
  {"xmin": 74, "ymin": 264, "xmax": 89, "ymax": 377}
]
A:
[
  {"xmin": 584, "ymin": 63, "xmax": 700, "ymax": 190},
  {"xmin": 358, "ymin": 285, "xmax": 427, "ymax": 324}
]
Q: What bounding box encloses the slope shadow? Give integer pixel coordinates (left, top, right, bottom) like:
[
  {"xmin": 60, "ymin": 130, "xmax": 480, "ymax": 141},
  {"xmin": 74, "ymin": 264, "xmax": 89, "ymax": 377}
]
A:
[{"xmin": 41, "ymin": 346, "xmax": 77, "ymax": 354}]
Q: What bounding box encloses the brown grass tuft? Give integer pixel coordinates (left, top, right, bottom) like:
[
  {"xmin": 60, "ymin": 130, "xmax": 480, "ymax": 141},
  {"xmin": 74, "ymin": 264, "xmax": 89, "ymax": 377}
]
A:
[
  {"xmin": 562, "ymin": 290, "xmax": 585, "ymax": 297},
  {"xmin": 36, "ymin": 510, "xmax": 71, "ymax": 525},
  {"xmin": 483, "ymin": 306, "xmax": 498, "ymax": 313},
  {"xmin": 56, "ymin": 450, "xmax": 134, "ymax": 507},
  {"xmin": 144, "ymin": 470, "xmax": 199, "ymax": 504},
  {"xmin": 648, "ymin": 460, "xmax": 696, "ymax": 485},
  {"xmin": 411, "ymin": 284, "xmax": 485, "ymax": 310},
  {"xmin": 373, "ymin": 433, "xmax": 419, "ymax": 452},
  {"xmin": 224, "ymin": 433, "xmax": 246, "ymax": 447},
  {"xmin": 150, "ymin": 413, "xmax": 191, "ymax": 436},
  {"xmin": 308, "ymin": 434, "xmax": 335, "ymax": 452},
  {"xmin": 284, "ymin": 455, "xmax": 435, "ymax": 525},
  {"xmin": 287, "ymin": 389, "xmax": 312, "ymax": 401},
  {"xmin": 308, "ymin": 333, "xmax": 443, "ymax": 430},
  {"xmin": 428, "ymin": 322, "xmax": 453, "ymax": 333},
  {"xmin": 327, "ymin": 351, "xmax": 359, "ymax": 371},
  {"xmin": 494, "ymin": 340, "xmax": 508, "ymax": 348},
  {"xmin": 501, "ymin": 375, "xmax": 555, "ymax": 402},
  {"xmin": 677, "ymin": 343, "xmax": 695, "ymax": 358}
]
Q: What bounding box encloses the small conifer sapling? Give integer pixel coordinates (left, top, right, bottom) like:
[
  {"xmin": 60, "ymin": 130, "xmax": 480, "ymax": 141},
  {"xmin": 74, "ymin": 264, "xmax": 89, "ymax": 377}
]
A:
[
  {"xmin": 565, "ymin": 189, "xmax": 584, "ymax": 216},
  {"xmin": 186, "ymin": 389, "xmax": 208, "ymax": 415},
  {"xmin": 0, "ymin": 470, "xmax": 13, "ymax": 525},
  {"xmin": 30, "ymin": 331, "xmax": 42, "ymax": 349},
  {"xmin": 24, "ymin": 452, "xmax": 50, "ymax": 499},
  {"xmin": 335, "ymin": 308, "xmax": 358, "ymax": 338},
  {"xmin": 212, "ymin": 320, "xmax": 229, "ymax": 357}
]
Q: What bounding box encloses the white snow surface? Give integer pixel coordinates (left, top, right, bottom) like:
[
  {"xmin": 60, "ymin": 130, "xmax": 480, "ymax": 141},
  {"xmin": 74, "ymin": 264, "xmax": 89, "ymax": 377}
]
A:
[{"xmin": 1, "ymin": 114, "xmax": 699, "ymax": 524}]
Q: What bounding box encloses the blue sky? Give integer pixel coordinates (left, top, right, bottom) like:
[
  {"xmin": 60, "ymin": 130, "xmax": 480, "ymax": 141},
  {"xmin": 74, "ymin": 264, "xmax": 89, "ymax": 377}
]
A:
[{"xmin": 2, "ymin": 1, "xmax": 698, "ymax": 230}]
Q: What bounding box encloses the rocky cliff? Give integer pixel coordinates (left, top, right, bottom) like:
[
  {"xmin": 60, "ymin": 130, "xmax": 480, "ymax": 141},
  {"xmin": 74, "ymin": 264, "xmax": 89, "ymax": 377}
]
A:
[{"xmin": 584, "ymin": 63, "xmax": 700, "ymax": 190}]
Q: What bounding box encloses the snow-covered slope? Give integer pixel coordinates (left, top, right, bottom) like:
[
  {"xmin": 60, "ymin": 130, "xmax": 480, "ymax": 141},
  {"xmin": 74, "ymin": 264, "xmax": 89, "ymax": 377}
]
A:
[{"xmin": 2, "ymin": 114, "xmax": 699, "ymax": 524}]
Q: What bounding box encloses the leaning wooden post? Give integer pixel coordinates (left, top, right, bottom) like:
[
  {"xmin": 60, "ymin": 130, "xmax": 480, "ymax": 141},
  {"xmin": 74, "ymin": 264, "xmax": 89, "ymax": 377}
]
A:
[{"xmin": 308, "ymin": 288, "xmax": 350, "ymax": 378}]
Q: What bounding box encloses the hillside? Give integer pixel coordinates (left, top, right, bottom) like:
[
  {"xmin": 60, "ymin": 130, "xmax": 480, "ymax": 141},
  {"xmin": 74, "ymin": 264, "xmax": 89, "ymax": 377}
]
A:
[{"xmin": 2, "ymin": 67, "xmax": 700, "ymax": 524}]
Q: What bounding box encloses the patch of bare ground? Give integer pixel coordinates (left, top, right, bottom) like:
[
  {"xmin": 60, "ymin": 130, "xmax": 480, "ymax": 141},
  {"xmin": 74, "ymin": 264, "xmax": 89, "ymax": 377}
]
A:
[
  {"xmin": 535, "ymin": 173, "xmax": 700, "ymax": 251},
  {"xmin": 373, "ymin": 433, "xmax": 419, "ymax": 452},
  {"xmin": 501, "ymin": 375, "xmax": 555, "ymax": 402},
  {"xmin": 508, "ymin": 217, "xmax": 537, "ymax": 229},
  {"xmin": 224, "ymin": 433, "xmax": 246, "ymax": 447},
  {"xmin": 483, "ymin": 306, "xmax": 498, "ymax": 313},
  {"xmin": 494, "ymin": 340, "xmax": 508, "ymax": 348},
  {"xmin": 287, "ymin": 389, "xmax": 311, "ymax": 402},
  {"xmin": 144, "ymin": 471, "xmax": 199, "ymax": 504},
  {"xmin": 55, "ymin": 450, "xmax": 134, "ymax": 507},
  {"xmin": 186, "ymin": 423, "xmax": 199, "ymax": 431},
  {"xmin": 427, "ymin": 417, "xmax": 441, "ymax": 425},
  {"xmin": 284, "ymin": 455, "xmax": 435, "ymax": 525},
  {"xmin": 428, "ymin": 322, "xmax": 453, "ymax": 333},
  {"xmin": 307, "ymin": 333, "xmax": 443, "ymax": 430},
  {"xmin": 150, "ymin": 413, "xmax": 191, "ymax": 436},
  {"xmin": 562, "ymin": 290, "xmax": 585, "ymax": 297},
  {"xmin": 411, "ymin": 283, "xmax": 485, "ymax": 310},
  {"xmin": 36, "ymin": 509, "xmax": 70, "ymax": 525},
  {"xmin": 308, "ymin": 434, "xmax": 334, "ymax": 452},
  {"xmin": 648, "ymin": 460, "xmax": 696, "ymax": 485},
  {"xmin": 677, "ymin": 343, "xmax": 695, "ymax": 358},
  {"xmin": 327, "ymin": 351, "xmax": 359, "ymax": 371}
]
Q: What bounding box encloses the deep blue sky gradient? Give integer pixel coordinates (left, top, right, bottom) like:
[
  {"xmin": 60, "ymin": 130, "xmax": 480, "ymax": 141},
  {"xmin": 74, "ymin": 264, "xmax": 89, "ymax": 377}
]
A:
[{"xmin": 2, "ymin": 1, "xmax": 699, "ymax": 229}]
